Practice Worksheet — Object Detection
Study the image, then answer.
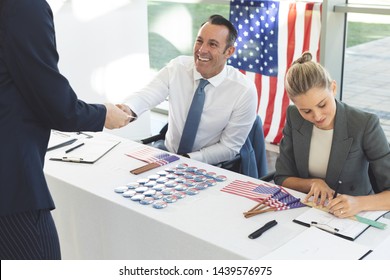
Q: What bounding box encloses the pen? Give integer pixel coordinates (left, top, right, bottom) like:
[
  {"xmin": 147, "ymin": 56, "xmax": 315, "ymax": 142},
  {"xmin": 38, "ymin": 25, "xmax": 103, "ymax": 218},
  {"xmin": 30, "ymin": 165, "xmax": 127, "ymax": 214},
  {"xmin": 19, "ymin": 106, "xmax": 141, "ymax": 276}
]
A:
[
  {"xmin": 47, "ymin": 138, "xmax": 77, "ymax": 151},
  {"xmin": 65, "ymin": 142, "xmax": 84, "ymax": 153},
  {"xmin": 248, "ymin": 220, "xmax": 277, "ymax": 239},
  {"xmin": 333, "ymin": 180, "xmax": 342, "ymax": 199},
  {"xmin": 311, "ymin": 221, "xmax": 339, "ymax": 233}
]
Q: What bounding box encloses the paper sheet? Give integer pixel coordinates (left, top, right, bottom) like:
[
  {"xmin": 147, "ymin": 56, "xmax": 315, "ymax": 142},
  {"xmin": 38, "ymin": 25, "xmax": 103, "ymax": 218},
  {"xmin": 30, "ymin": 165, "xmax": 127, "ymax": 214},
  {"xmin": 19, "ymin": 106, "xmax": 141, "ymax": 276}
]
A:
[{"xmin": 261, "ymin": 227, "xmax": 372, "ymax": 260}]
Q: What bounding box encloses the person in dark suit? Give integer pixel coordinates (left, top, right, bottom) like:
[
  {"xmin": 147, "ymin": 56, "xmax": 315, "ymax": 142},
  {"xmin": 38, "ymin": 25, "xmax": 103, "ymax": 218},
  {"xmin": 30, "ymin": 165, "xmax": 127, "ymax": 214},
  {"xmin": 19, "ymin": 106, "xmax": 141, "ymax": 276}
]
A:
[
  {"xmin": 0, "ymin": 0, "xmax": 131, "ymax": 259},
  {"xmin": 274, "ymin": 52, "xmax": 390, "ymax": 218}
]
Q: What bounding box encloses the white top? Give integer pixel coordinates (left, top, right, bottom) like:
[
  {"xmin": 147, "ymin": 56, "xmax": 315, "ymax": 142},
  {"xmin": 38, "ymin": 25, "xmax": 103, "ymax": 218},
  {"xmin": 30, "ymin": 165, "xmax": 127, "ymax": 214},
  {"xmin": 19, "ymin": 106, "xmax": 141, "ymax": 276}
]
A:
[
  {"xmin": 308, "ymin": 126, "xmax": 334, "ymax": 178},
  {"xmin": 126, "ymin": 56, "xmax": 257, "ymax": 164}
]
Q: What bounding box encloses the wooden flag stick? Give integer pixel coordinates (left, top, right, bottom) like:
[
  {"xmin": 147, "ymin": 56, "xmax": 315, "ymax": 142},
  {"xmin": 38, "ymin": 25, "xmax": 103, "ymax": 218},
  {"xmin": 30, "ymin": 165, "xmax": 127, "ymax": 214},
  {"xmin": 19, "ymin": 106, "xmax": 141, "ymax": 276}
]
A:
[{"xmin": 244, "ymin": 207, "xmax": 276, "ymax": 218}]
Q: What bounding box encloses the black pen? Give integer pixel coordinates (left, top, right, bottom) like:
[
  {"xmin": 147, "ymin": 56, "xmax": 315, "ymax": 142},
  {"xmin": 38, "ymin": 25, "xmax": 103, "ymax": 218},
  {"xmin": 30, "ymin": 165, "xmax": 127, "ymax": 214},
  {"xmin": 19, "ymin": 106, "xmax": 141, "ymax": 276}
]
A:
[
  {"xmin": 65, "ymin": 142, "xmax": 84, "ymax": 153},
  {"xmin": 333, "ymin": 180, "xmax": 342, "ymax": 199},
  {"xmin": 248, "ymin": 220, "xmax": 277, "ymax": 239},
  {"xmin": 47, "ymin": 138, "xmax": 77, "ymax": 151}
]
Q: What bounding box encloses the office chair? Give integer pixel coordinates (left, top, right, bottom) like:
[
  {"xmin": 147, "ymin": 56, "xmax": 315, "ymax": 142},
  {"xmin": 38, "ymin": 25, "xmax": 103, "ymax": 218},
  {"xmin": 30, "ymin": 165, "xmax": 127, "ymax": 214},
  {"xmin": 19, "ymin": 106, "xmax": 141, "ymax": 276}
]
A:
[{"xmin": 140, "ymin": 115, "xmax": 268, "ymax": 178}]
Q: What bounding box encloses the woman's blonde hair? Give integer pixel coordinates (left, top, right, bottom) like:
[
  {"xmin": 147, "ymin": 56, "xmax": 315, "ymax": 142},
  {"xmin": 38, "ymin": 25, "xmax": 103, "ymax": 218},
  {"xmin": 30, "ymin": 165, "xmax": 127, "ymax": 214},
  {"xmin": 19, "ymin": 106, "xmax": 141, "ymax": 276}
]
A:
[{"xmin": 285, "ymin": 52, "xmax": 333, "ymax": 98}]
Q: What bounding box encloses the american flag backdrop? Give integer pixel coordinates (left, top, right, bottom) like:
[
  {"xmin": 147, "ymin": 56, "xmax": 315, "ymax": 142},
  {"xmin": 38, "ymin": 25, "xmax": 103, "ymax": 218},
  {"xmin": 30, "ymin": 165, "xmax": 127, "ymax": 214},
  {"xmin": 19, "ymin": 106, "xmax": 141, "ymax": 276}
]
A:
[{"xmin": 228, "ymin": 0, "xmax": 322, "ymax": 144}]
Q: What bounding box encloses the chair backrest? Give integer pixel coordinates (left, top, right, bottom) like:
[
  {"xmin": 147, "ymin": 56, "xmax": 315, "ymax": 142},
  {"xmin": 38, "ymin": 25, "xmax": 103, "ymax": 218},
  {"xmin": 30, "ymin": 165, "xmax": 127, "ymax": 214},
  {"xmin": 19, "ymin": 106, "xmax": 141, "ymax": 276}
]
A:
[{"xmin": 239, "ymin": 115, "xmax": 268, "ymax": 178}]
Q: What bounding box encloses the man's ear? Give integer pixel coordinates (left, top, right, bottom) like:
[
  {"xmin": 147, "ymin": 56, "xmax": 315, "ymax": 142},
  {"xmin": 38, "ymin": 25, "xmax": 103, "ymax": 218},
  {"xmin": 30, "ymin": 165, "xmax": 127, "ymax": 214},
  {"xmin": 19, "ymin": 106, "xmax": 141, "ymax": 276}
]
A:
[{"xmin": 224, "ymin": 46, "xmax": 235, "ymax": 58}]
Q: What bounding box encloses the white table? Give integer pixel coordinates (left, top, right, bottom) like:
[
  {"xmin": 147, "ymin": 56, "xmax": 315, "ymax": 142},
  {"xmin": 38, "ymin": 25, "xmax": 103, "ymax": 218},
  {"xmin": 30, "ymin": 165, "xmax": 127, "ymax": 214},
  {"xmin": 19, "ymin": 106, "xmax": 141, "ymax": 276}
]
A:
[{"xmin": 44, "ymin": 132, "xmax": 390, "ymax": 259}]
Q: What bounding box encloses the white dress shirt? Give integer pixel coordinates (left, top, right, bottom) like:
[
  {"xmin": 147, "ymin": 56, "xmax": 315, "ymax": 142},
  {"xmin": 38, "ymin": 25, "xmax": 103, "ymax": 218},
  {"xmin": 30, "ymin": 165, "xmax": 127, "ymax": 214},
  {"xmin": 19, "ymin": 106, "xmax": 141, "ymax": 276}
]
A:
[{"xmin": 126, "ymin": 56, "xmax": 257, "ymax": 164}]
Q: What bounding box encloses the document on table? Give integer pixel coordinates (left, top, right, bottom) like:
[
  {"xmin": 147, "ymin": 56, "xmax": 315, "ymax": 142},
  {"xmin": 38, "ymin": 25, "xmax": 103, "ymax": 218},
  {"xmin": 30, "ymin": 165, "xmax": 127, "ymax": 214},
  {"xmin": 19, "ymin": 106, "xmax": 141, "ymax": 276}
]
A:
[
  {"xmin": 293, "ymin": 207, "xmax": 387, "ymax": 240},
  {"xmin": 362, "ymin": 217, "xmax": 390, "ymax": 259},
  {"xmin": 49, "ymin": 138, "xmax": 120, "ymax": 164},
  {"xmin": 261, "ymin": 227, "xmax": 372, "ymax": 260}
]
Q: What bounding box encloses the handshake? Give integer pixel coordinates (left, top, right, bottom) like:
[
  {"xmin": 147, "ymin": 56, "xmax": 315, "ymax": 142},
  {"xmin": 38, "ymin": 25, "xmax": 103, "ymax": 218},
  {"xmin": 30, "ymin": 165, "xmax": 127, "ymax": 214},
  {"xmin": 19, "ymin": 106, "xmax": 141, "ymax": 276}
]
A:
[{"xmin": 104, "ymin": 103, "xmax": 136, "ymax": 129}]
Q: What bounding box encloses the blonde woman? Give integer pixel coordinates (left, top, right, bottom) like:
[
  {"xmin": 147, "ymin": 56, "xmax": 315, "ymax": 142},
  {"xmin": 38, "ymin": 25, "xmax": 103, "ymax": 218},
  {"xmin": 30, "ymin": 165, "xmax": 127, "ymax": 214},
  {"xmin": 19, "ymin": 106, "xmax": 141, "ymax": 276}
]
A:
[{"xmin": 274, "ymin": 52, "xmax": 390, "ymax": 218}]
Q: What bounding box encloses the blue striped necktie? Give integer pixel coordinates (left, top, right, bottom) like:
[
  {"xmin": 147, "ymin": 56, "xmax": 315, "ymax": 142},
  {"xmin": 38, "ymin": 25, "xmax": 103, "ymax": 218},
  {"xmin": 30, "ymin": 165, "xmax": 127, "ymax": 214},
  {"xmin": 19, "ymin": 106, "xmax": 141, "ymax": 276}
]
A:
[{"xmin": 177, "ymin": 79, "xmax": 209, "ymax": 154}]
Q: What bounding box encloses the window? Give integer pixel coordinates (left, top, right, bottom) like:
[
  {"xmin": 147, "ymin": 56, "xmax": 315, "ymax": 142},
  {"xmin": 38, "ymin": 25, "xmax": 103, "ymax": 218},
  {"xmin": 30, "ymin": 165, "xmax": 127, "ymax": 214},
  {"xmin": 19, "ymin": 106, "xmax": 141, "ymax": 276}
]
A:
[
  {"xmin": 148, "ymin": 0, "xmax": 229, "ymax": 71},
  {"xmin": 341, "ymin": 0, "xmax": 390, "ymax": 140}
]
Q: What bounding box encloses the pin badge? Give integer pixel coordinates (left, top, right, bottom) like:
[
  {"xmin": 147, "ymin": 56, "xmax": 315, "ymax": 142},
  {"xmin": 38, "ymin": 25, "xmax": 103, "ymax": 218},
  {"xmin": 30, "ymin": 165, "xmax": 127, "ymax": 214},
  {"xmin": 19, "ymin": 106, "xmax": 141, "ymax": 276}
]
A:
[
  {"xmin": 163, "ymin": 195, "xmax": 178, "ymax": 203},
  {"xmin": 139, "ymin": 197, "xmax": 154, "ymax": 205},
  {"xmin": 122, "ymin": 190, "xmax": 136, "ymax": 198},
  {"xmin": 126, "ymin": 182, "xmax": 139, "ymax": 189},
  {"xmin": 114, "ymin": 186, "xmax": 129, "ymax": 193},
  {"xmin": 153, "ymin": 201, "xmax": 168, "ymax": 209},
  {"xmin": 135, "ymin": 186, "xmax": 148, "ymax": 193},
  {"xmin": 131, "ymin": 194, "xmax": 145, "ymax": 201},
  {"xmin": 143, "ymin": 189, "xmax": 157, "ymax": 196}
]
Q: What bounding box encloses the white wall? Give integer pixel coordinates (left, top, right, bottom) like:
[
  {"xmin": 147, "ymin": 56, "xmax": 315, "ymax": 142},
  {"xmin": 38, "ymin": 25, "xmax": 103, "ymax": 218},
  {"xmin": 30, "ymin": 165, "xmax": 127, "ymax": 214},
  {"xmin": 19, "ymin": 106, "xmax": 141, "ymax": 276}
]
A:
[{"xmin": 48, "ymin": 0, "xmax": 153, "ymax": 140}]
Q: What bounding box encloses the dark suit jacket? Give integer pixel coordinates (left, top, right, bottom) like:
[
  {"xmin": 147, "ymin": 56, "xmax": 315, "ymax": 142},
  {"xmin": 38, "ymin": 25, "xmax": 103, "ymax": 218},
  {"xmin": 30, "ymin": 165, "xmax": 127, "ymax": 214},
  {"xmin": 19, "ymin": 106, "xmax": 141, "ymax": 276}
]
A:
[
  {"xmin": 275, "ymin": 100, "xmax": 390, "ymax": 196},
  {"xmin": 240, "ymin": 115, "xmax": 268, "ymax": 178},
  {"xmin": 0, "ymin": 0, "xmax": 106, "ymax": 215}
]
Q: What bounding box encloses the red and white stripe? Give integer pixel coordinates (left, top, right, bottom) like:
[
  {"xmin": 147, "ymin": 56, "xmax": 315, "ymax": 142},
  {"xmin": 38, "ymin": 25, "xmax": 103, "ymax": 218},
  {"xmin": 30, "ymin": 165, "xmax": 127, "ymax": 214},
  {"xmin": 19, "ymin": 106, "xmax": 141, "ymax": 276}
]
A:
[{"xmin": 243, "ymin": 1, "xmax": 322, "ymax": 144}]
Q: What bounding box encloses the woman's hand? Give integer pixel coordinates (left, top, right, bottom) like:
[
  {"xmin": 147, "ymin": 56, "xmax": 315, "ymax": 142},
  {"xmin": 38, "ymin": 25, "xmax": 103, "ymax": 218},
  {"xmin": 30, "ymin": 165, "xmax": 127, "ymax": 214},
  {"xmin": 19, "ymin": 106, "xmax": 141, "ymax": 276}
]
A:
[
  {"xmin": 303, "ymin": 178, "xmax": 334, "ymax": 206},
  {"xmin": 327, "ymin": 194, "xmax": 361, "ymax": 218}
]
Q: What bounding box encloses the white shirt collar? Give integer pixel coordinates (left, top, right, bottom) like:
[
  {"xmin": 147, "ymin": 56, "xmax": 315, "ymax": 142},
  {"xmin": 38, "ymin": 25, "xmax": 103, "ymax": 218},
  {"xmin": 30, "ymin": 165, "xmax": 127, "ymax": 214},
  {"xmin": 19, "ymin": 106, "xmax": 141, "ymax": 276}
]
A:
[{"xmin": 193, "ymin": 64, "xmax": 227, "ymax": 88}]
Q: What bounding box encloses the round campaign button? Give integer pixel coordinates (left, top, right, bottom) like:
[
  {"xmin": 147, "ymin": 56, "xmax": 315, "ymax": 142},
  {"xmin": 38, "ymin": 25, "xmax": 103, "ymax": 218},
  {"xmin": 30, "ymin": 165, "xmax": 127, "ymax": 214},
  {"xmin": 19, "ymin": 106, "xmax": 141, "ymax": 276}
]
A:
[
  {"xmin": 114, "ymin": 186, "xmax": 129, "ymax": 193},
  {"xmin": 195, "ymin": 169, "xmax": 207, "ymax": 176},
  {"xmin": 152, "ymin": 192, "xmax": 164, "ymax": 200},
  {"xmin": 205, "ymin": 179, "xmax": 217, "ymax": 186},
  {"xmin": 166, "ymin": 173, "xmax": 178, "ymax": 180},
  {"xmin": 185, "ymin": 166, "xmax": 198, "ymax": 173},
  {"xmin": 176, "ymin": 163, "xmax": 188, "ymax": 170},
  {"xmin": 206, "ymin": 172, "xmax": 217, "ymax": 179},
  {"xmin": 164, "ymin": 180, "xmax": 178, "ymax": 188},
  {"xmin": 156, "ymin": 177, "xmax": 169, "ymax": 184},
  {"xmin": 126, "ymin": 182, "xmax": 139, "ymax": 189},
  {"xmin": 145, "ymin": 181, "xmax": 157, "ymax": 188},
  {"xmin": 174, "ymin": 170, "xmax": 185, "ymax": 176},
  {"xmin": 174, "ymin": 192, "xmax": 186, "ymax": 199},
  {"xmin": 137, "ymin": 178, "xmax": 149, "ymax": 185},
  {"xmin": 135, "ymin": 186, "xmax": 148, "ymax": 193},
  {"xmin": 157, "ymin": 170, "xmax": 168, "ymax": 176},
  {"xmin": 163, "ymin": 195, "xmax": 178, "ymax": 203},
  {"xmin": 139, "ymin": 197, "xmax": 154, "ymax": 205},
  {"xmin": 183, "ymin": 173, "xmax": 194, "ymax": 179},
  {"xmin": 215, "ymin": 175, "xmax": 227, "ymax": 182},
  {"xmin": 193, "ymin": 175, "xmax": 206, "ymax": 182},
  {"xmin": 143, "ymin": 189, "xmax": 157, "ymax": 196},
  {"xmin": 162, "ymin": 188, "xmax": 175, "ymax": 195},
  {"xmin": 184, "ymin": 179, "xmax": 196, "ymax": 187},
  {"xmin": 152, "ymin": 184, "xmax": 165, "ymax": 191},
  {"xmin": 174, "ymin": 184, "xmax": 188, "ymax": 192},
  {"xmin": 153, "ymin": 201, "xmax": 168, "ymax": 209},
  {"xmin": 195, "ymin": 182, "xmax": 208, "ymax": 190},
  {"xmin": 148, "ymin": 174, "xmax": 160, "ymax": 181},
  {"xmin": 131, "ymin": 194, "xmax": 145, "ymax": 201},
  {"xmin": 122, "ymin": 190, "xmax": 136, "ymax": 198},
  {"xmin": 164, "ymin": 167, "xmax": 175, "ymax": 173},
  {"xmin": 174, "ymin": 177, "xmax": 186, "ymax": 184},
  {"xmin": 185, "ymin": 188, "xmax": 199, "ymax": 196}
]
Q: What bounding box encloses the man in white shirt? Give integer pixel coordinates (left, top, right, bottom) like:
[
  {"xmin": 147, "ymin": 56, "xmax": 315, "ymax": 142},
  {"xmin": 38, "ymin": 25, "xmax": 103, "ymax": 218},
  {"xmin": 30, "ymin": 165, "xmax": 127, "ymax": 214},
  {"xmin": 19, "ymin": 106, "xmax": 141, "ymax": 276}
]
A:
[{"xmin": 119, "ymin": 15, "xmax": 257, "ymax": 165}]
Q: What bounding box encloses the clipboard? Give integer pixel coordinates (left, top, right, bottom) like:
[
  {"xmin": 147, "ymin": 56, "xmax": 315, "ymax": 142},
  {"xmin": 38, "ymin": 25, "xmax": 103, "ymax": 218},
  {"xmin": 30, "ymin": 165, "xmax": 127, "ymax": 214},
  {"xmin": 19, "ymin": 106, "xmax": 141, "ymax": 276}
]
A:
[
  {"xmin": 293, "ymin": 207, "xmax": 388, "ymax": 241},
  {"xmin": 49, "ymin": 139, "xmax": 120, "ymax": 164}
]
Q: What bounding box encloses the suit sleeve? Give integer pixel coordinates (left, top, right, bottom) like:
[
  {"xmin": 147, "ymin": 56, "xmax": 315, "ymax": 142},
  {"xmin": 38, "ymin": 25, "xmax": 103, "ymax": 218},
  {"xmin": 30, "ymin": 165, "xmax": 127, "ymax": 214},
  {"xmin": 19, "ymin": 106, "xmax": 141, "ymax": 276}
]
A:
[
  {"xmin": 274, "ymin": 106, "xmax": 300, "ymax": 185},
  {"xmin": 3, "ymin": 0, "xmax": 105, "ymax": 131},
  {"xmin": 363, "ymin": 114, "xmax": 390, "ymax": 192}
]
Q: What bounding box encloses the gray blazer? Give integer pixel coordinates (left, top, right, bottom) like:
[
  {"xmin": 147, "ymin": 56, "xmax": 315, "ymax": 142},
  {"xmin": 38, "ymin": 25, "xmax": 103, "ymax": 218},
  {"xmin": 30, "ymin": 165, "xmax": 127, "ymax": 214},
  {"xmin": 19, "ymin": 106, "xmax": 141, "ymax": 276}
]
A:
[{"xmin": 274, "ymin": 100, "xmax": 390, "ymax": 196}]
